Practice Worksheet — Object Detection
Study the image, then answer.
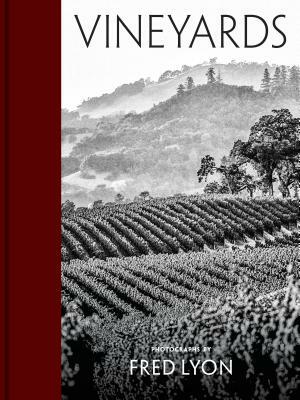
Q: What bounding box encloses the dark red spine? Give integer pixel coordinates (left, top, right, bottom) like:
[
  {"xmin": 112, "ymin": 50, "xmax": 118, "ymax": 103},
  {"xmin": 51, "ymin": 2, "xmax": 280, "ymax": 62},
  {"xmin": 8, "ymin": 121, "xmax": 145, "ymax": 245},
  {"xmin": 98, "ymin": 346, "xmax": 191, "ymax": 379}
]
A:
[{"xmin": 4, "ymin": 0, "xmax": 61, "ymax": 399}]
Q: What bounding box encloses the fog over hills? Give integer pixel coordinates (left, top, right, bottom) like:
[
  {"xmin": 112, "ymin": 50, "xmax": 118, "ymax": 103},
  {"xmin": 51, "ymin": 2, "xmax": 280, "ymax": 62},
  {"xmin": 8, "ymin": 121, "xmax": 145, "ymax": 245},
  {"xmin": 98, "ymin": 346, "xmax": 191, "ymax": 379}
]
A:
[
  {"xmin": 62, "ymin": 61, "xmax": 300, "ymax": 206},
  {"xmin": 77, "ymin": 61, "xmax": 283, "ymax": 117}
]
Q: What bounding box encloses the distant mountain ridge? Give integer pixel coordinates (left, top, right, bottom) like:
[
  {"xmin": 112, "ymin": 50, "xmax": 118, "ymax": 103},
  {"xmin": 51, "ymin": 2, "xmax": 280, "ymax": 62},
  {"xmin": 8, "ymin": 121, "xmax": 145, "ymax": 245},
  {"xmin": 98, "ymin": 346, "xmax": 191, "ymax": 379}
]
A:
[{"xmin": 77, "ymin": 61, "xmax": 286, "ymax": 117}]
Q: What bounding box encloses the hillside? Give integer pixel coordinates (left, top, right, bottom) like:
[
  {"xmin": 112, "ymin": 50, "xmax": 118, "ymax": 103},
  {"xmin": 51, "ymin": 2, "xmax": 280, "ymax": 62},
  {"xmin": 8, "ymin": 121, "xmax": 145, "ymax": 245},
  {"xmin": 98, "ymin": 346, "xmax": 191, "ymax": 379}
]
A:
[
  {"xmin": 62, "ymin": 195, "xmax": 300, "ymax": 400},
  {"xmin": 62, "ymin": 245, "xmax": 298, "ymax": 318},
  {"xmin": 77, "ymin": 61, "xmax": 283, "ymax": 117},
  {"xmin": 62, "ymin": 83, "xmax": 300, "ymax": 205},
  {"xmin": 61, "ymin": 196, "xmax": 300, "ymax": 262}
]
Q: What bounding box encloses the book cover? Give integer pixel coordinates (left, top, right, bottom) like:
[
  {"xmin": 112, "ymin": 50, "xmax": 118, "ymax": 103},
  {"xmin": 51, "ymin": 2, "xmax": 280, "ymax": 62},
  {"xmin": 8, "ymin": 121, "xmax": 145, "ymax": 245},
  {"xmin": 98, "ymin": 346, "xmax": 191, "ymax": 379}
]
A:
[{"xmin": 61, "ymin": 1, "xmax": 300, "ymax": 399}]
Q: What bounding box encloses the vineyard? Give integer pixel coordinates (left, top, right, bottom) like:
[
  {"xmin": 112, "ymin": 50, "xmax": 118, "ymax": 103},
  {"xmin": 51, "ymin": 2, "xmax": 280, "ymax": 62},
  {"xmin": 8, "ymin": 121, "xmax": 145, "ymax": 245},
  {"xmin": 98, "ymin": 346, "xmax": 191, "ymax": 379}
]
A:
[
  {"xmin": 62, "ymin": 266, "xmax": 300, "ymax": 400},
  {"xmin": 61, "ymin": 196, "xmax": 300, "ymax": 400},
  {"xmin": 61, "ymin": 245, "xmax": 300, "ymax": 318},
  {"xmin": 61, "ymin": 196, "xmax": 300, "ymax": 261}
]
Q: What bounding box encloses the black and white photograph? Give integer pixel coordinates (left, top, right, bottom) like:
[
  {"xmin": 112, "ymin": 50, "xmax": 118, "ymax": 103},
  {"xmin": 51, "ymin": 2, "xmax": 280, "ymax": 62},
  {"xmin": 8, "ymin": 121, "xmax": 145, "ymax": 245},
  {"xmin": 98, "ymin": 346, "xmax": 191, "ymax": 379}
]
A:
[{"xmin": 61, "ymin": 1, "xmax": 300, "ymax": 399}]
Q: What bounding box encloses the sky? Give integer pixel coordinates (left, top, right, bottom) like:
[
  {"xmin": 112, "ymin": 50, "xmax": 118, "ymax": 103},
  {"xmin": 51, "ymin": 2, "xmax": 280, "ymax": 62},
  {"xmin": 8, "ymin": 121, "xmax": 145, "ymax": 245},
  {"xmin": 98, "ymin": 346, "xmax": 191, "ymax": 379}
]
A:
[{"xmin": 62, "ymin": 0, "xmax": 300, "ymax": 109}]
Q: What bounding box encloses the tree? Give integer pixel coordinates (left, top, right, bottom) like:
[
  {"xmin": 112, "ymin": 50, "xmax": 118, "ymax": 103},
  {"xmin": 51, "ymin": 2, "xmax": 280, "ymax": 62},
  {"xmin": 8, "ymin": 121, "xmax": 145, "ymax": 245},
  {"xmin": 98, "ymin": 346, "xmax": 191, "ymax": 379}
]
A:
[
  {"xmin": 291, "ymin": 157, "xmax": 300, "ymax": 198},
  {"xmin": 176, "ymin": 84, "xmax": 185, "ymax": 96},
  {"xmin": 115, "ymin": 193, "xmax": 125, "ymax": 203},
  {"xmin": 242, "ymin": 174, "xmax": 257, "ymax": 198},
  {"xmin": 260, "ymin": 68, "xmax": 271, "ymax": 93},
  {"xmin": 186, "ymin": 76, "xmax": 195, "ymax": 90},
  {"xmin": 271, "ymin": 67, "xmax": 281, "ymax": 96},
  {"xmin": 198, "ymin": 155, "xmax": 255, "ymax": 196},
  {"xmin": 218, "ymin": 157, "xmax": 253, "ymax": 195},
  {"xmin": 197, "ymin": 155, "xmax": 216, "ymax": 183},
  {"xmin": 276, "ymin": 155, "xmax": 300, "ymax": 197},
  {"xmin": 288, "ymin": 66, "xmax": 300, "ymax": 99},
  {"xmin": 139, "ymin": 191, "xmax": 151, "ymax": 201},
  {"xmin": 92, "ymin": 199, "xmax": 103, "ymax": 209},
  {"xmin": 203, "ymin": 181, "xmax": 229, "ymax": 195},
  {"xmin": 229, "ymin": 140, "xmax": 249, "ymax": 164},
  {"xmin": 256, "ymin": 176, "xmax": 272, "ymax": 196},
  {"xmin": 206, "ymin": 67, "xmax": 216, "ymax": 84},
  {"xmin": 237, "ymin": 109, "xmax": 300, "ymax": 196}
]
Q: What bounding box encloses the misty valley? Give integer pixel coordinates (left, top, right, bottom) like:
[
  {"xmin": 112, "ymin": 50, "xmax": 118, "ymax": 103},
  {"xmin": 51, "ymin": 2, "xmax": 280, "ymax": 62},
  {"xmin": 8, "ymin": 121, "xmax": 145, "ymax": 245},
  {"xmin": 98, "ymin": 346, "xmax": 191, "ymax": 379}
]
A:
[{"xmin": 62, "ymin": 61, "xmax": 300, "ymax": 206}]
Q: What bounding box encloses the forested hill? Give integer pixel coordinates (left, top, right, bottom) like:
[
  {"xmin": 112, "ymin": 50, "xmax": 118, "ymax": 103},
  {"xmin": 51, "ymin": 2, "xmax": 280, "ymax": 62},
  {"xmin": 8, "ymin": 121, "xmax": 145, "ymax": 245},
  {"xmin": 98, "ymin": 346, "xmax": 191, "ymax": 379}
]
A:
[
  {"xmin": 71, "ymin": 83, "xmax": 299, "ymax": 161},
  {"xmin": 62, "ymin": 82, "xmax": 299, "ymax": 205},
  {"xmin": 76, "ymin": 62, "xmax": 288, "ymax": 116}
]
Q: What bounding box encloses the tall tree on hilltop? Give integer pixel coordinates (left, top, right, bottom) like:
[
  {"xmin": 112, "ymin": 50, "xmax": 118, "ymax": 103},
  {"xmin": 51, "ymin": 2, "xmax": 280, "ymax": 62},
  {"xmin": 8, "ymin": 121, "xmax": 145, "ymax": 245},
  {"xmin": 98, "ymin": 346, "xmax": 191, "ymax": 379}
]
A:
[
  {"xmin": 206, "ymin": 67, "xmax": 216, "ymax": 84},
  {"xmin": 288, "ymin": 66, "xmax": 300, "ymax": 99},
  {"xmin": 260, "ymin": 68, "xmax": 271, "ymax": 93},
  {"xmin": 176, "ymin": 83, "xmax": 185, "ymax": 96},
  {"xmin": 271, "ymin": 67, "xmax": 281, "ymax": 96},
  {"xmin": 186, "ymin": 76, "xmax": 195, "ymax": 90}
]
